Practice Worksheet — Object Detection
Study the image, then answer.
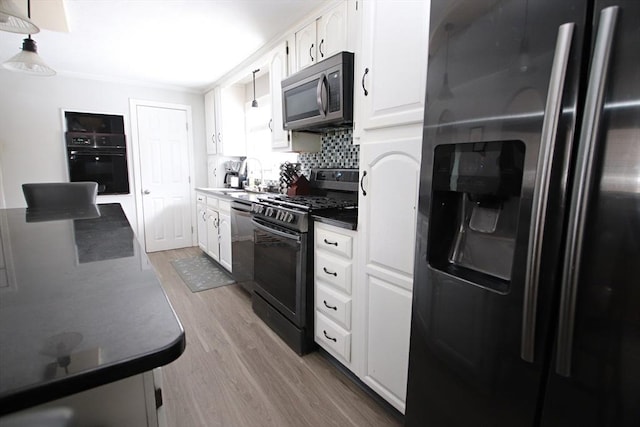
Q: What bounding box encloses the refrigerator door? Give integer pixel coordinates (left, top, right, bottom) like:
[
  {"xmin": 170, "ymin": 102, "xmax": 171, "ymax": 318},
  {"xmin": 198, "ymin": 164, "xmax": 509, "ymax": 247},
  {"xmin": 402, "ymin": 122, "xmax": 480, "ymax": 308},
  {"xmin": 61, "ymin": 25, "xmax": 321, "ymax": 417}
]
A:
[
  {"xmin": 541, "ymin": 1, "xmax": 640, "ymax": 425},
  {"xmin": 406, "ymin": 0, "xmax": 586, "ymax": 425}
]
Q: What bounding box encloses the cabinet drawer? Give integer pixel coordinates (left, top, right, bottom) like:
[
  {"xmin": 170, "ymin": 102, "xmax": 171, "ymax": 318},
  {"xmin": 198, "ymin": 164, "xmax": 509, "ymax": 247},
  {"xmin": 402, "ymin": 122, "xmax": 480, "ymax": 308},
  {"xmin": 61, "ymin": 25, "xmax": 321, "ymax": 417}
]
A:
[
  {"xmin": 316, "ymin": 313, "xmax": 351, "ymax": 362},
  {"xmin": 196, "ymin": 193, "xmax": 206, "ymax": 203},
  {"xmin": 218, "ymin": 200, "xmax": 231, "ymax": 213},
  {"xmin": 316, "ymin": 283, "xmax": 352, "ymax": 330},
  {"xmin": 316, "ymin": 228, "xmax": 353, "ymax": 259},
  {"xmin": 206, "ymin": 197, "xmax": 219, "ymax": 208},
  {"xmin": 315, "ymin": 252, "xmax": 352, "ymax": 294}
]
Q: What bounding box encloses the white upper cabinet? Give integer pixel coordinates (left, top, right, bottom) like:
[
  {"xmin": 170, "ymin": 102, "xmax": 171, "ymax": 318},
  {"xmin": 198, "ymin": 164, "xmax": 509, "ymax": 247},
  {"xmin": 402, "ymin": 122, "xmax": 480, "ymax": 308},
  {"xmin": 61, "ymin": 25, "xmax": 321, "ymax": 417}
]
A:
[
  {"xmin": 316, "ymin": 1, "xmax": 348, "ymax": 61},
  {"xmin": 295, "ymin": 20, "xmax": 317, "ymax": 70},
  {"xmin": 355, "ymin": 0, "xmax": 430, "ymax": 136},
  {"xmin": 204, "ymin": 89, "xmax": 217, "ymax": 155},
  {"xmin": 269, "ymin": 42, "xmax": 289, "ymax": 149},
  {"xmin": 218, "ymin": 84, "xmax": 247, "ymax": 157},
  {"xmin": 294, "ymin": 1, "xmax": 350, "ymax": 72}
]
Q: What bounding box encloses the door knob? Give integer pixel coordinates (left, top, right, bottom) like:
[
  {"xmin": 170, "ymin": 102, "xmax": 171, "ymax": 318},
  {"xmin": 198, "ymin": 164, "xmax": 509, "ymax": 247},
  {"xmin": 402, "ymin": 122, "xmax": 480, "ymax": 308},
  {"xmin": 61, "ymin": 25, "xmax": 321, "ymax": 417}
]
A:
[{"xmin": 143, "ymin": 189, "xmax": 150, "ymax": 195}]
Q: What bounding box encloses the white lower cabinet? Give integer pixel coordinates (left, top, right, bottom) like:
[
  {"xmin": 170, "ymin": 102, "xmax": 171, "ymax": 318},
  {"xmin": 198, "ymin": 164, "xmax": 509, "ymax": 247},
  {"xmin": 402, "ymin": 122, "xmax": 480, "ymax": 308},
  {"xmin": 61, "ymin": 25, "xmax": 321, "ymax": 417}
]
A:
[
  {"xmin": 356, "ymin": 137, "xmax": 422, "ymax": 414},
  {"xmin": 314, "ymin": 223, "xmax": 357, "ymax": 369},
  {"xmin": 196, "ymin": 191, "xmax": 232, "ymax": 273},
  {"xmin": 218, "ymin": 203, "xmax": 232, "ymax": 272}
]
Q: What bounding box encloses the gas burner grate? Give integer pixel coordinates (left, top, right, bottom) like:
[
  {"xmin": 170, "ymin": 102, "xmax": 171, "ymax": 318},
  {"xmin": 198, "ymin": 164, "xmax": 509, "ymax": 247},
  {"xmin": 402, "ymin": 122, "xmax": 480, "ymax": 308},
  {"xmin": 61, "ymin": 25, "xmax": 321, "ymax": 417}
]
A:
[{"xmin": 263, "ymin": 195, "xmax": 357, "ymax": 211}]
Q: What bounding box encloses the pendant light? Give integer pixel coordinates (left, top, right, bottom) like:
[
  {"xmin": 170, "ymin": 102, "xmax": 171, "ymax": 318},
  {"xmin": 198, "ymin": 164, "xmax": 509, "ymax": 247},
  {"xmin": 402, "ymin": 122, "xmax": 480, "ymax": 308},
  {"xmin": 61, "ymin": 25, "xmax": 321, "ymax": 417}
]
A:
[
  {"xmin": 251, "ymin": 69, "xmax": 260, "ymax": 108},
  {"xmin": 2, "ymin": 0, "xmax": 55, "ymax": 76},
  {"xmin": 438, "ymin": 23, "xmax": 454, "ymax": 100},
  {"xmin": 0, "ymin": 0, "xmax": 39, "ymax": 34}
]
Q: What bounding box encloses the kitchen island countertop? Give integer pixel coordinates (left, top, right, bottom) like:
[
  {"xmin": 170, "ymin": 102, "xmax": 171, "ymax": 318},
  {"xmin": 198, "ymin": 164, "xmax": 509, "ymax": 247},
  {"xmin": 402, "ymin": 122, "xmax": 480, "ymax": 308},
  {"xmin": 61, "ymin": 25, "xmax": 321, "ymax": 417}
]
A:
[{"xmin": 0, "ymin": 204, "xmax": 185, "ymax": 416}]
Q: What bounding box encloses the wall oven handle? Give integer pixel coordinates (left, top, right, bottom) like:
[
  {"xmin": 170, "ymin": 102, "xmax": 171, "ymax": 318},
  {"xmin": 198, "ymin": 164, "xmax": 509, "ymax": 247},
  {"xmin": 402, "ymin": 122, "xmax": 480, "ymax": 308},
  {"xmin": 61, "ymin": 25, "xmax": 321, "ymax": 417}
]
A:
[
  {"xmin": 556, "ymin": 6, "xmax": 618, "ymax": 377},
  {"xmin": 251, "ymin": 219, "xmax": 301, "ymax": 243},
  {"xmin": 316, "ymin": 75, "xmax": 328, "ymax": 117},
  {"xmin": 521, "ymin": 22, "xmax": 575, "ymax": 364}
]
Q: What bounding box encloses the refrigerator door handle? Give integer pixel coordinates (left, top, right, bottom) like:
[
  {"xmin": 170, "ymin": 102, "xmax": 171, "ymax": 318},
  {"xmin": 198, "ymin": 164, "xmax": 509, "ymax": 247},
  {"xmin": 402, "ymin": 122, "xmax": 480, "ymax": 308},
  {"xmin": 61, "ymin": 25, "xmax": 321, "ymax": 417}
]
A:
[
  {"xmin": 521, "ymin": 22, "xmax": 575, "ymax": 363},
  {"xmin": 556, "ymin": 6, "xmax": 619, "ymax": 377}
]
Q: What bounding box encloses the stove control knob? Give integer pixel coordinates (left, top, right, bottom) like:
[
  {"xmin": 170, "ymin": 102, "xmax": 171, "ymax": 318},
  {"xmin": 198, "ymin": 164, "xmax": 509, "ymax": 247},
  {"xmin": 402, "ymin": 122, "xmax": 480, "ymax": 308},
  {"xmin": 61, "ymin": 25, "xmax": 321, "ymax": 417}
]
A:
[
  {"xmin": 266, "ymin": 207, "xmax": 274, "ymax": 217},
  {"xmin": 286, "ymin": 213, "xmax": 295, "ymax": 223}
]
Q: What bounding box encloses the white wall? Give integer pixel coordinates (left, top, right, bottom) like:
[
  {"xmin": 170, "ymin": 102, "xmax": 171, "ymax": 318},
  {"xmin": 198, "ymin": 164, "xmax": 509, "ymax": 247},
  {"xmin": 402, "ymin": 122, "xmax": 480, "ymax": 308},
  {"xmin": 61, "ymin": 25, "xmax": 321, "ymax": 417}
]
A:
[{"xmin": 0, "ymin": 70, "xmax": 206, "ymax": 229}]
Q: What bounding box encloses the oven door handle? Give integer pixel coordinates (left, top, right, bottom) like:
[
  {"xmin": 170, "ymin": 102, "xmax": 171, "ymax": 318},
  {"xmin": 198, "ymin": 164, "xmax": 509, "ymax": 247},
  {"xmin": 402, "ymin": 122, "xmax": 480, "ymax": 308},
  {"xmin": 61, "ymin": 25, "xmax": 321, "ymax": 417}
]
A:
[{"xmin": 251, "ymin": 219, "xmax": 301, "ymax": 243}]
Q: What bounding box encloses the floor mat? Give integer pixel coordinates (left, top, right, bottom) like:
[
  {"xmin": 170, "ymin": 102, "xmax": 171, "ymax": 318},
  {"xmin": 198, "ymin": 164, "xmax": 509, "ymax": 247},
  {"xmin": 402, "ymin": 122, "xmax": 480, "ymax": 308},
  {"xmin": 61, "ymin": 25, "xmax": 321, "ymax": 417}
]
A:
[{"xmin": 170, "ymin": 254, "xmax": 235, "ymax": 293}]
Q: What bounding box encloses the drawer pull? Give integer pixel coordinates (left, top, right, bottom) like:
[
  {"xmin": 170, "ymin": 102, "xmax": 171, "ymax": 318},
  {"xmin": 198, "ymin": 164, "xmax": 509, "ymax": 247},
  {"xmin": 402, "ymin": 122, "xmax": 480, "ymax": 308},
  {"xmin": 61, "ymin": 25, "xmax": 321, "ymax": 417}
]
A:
[
  {"xmin": 323, "ymin": 267, "xmax": 337, "ymax": 277},
  {"xmin": 323, "ymin": 300, "xmax": 337, "ymax": 310},
  {"xmin": 323, "ymin": 330, "xmax": 337, "ymax": 342},
  {"xmin": 323, "ymin": 238, "xmax": 338, "ymax": 246}
]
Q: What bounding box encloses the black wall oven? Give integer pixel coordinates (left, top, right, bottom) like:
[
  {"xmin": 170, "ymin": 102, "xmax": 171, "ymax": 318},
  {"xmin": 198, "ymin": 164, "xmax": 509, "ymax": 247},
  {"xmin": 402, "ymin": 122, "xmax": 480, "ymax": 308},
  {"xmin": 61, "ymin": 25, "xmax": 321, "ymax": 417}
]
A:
[{"xmin": 66, "ymin": 135, "xmax": 129, "ymax": 195}]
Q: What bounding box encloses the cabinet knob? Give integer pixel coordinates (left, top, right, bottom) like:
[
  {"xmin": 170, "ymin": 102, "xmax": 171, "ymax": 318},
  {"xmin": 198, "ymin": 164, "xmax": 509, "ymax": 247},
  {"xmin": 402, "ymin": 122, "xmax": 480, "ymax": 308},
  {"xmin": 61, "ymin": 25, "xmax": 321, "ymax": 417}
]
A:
[
  {"xmin": 319, "ymin": 39, "xmax": 325, "ymax": 58},
  {"xmin": 323, "ymin": 238, "xmax": 338, "ymax": 246},
  {"xmin": 309, "ymin": 43, "xmax": 315, "ymax": 62},
  {"xmin": 143, "ymin": 189, "xmax": 151, "ymax": 195},
  {"xmin": 323, "ymin": 267, "xmax": 337, "ymax": 277},
  {"xmin": 360, "ymin": 170, "xmax": 367, "ymax": 196}
]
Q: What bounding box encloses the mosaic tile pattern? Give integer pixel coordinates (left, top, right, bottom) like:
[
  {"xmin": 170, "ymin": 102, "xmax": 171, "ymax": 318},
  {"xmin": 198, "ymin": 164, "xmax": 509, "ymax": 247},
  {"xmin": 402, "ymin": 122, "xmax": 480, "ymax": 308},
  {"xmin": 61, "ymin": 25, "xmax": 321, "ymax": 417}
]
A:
[{"xmin": 298, "ymin": 129, "xmax": 359, "ymax": 176}]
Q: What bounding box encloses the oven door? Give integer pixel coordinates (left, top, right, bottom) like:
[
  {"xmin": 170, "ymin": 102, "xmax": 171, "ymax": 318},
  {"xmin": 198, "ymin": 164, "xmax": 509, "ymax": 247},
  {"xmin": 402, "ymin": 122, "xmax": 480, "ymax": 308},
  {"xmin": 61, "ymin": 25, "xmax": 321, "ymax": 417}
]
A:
[
  {"xmin": 252, "ymin": 217, "xmax": 307, "ymax": 327},
  {"xmin": 67, "ymin": 149, "xmax": 130, "ymax": 195}
]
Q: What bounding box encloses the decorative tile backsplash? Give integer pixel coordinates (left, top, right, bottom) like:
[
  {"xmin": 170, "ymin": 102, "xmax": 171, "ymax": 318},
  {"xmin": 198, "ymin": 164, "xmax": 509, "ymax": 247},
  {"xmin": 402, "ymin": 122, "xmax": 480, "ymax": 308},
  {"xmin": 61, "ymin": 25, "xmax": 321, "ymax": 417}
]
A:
[{"xmin": 298, "ymin": 129, "xmax": 359, "ymax": 176}]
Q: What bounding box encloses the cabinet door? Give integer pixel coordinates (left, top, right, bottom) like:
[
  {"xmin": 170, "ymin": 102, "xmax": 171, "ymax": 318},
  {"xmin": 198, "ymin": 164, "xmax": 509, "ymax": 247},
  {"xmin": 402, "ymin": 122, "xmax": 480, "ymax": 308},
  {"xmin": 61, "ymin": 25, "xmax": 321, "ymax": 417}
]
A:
[
  {"xmin": 295, "ymin": 20, "xmax": 317, "ymax": 70},
  {"xmin": 269, "ymin": 42, "xmax": 290, "ymax": 149},
  {"xmin": 206, "ymin": 208, "xmax": 220, "ymax": 262},
  {"xmin": 219, "ymin": 85, "xmax": 247, "ymax": 157},
  {"xmin": 357, "ymin": 0, "xmax": 429, "ymax": 133},
  {"xmin": 359, "ymin": 137, "xmax": 421, "ymax": 280},
  {"xmin": 357, "ymin": 137, "xmax": 421, "ymax": 414},
  {"xmin": 204, "ymin": 90, "xmax": 217, "ymax": 154},
  {"xmin": 363, "ymin": 275, "xmax": 412, "ymax": 412},
  {"xmin": 197, "ymin": 203, "xmax": 207, "ymax": 251},
  {"xmin": 317, "ymin": 1, "xmax": 348, "ymax": 61},
  {"xmin": 218, "ymin": 212, "xmax": 232, "ymax": 272}
]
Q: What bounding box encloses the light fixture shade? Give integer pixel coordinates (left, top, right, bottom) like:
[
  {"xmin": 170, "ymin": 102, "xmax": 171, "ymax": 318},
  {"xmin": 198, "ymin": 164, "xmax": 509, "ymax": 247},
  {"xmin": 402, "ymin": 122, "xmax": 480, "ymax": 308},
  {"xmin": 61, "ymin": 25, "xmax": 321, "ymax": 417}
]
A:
[
  {"xmin": 2, "ymin": 37, "xmax": 55, "ymax": 76},
  {"xmin": 0, "ymin": 0, "xmax": 39, "ymax": 34}
]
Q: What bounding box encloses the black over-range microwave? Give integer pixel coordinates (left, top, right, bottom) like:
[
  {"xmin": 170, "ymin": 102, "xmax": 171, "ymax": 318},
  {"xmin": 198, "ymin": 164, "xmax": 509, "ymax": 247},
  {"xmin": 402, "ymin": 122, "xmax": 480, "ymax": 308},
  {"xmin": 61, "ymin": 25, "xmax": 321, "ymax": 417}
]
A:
[{"xmin": 282, "ymin": 51, "xmax": 354, "ymax": 132}]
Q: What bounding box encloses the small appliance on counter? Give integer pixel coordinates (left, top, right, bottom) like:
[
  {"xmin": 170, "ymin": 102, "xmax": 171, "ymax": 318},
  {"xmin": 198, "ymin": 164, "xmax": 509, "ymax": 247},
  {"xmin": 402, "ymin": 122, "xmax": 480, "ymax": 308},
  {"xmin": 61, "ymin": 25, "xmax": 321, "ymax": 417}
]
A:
[{"xmin": 223, "ymin": 160, "xmax": 243, "ymax": 188}]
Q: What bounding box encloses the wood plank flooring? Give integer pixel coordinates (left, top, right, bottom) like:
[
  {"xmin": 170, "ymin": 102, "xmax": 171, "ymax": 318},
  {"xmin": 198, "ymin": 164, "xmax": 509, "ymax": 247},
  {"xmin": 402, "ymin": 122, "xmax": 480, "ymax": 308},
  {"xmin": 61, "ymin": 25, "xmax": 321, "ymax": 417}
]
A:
[{"xmin": 148, "ymin": 247, "xmax": 402, "ymax": 427}]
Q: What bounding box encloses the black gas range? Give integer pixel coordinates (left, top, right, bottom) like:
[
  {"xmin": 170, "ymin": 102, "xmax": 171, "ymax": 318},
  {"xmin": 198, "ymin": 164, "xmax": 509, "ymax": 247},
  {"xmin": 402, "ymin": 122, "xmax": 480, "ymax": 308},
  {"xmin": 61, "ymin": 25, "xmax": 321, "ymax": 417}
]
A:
[{"xmin": 250, "ymin": 169, "xmax": 359, "ymax": 355}]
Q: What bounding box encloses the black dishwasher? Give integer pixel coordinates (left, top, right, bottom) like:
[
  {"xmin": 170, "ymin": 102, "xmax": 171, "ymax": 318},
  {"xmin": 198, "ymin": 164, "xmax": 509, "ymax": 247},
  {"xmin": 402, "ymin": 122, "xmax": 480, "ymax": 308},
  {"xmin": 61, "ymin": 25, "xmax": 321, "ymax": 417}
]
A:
[{"xmin": 230, "ymin": 199, "xmax": 255, "ymax": 293}]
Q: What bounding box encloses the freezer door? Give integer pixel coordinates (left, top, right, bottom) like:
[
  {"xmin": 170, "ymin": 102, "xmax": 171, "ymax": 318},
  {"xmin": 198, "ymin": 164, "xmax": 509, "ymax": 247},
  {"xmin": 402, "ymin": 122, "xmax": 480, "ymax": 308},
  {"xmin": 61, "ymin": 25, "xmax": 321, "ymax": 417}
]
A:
[
  {"xmin": 405, "ymin": 0, "xmax": 587, "ymax": 425},
  {"xmin": 541, "ymin": 1, "xmax": 640, "ymax": 425}
]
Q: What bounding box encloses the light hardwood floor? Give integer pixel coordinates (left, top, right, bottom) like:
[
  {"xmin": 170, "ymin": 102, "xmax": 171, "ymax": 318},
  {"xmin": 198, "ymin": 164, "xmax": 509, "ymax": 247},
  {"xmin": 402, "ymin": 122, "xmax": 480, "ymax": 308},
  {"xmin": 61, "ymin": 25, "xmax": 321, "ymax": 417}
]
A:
[{"xmin": 148, "ymin": 247, "xmax": 402, "ymax": 427}]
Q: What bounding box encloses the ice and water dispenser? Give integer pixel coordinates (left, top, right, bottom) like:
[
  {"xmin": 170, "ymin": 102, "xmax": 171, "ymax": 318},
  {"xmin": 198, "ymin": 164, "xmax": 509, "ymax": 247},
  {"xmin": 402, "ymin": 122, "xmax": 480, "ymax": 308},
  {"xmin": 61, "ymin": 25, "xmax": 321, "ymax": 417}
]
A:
[{"xmin": 428, "ymin": 141, "xmax": 525, "ymax": 293}]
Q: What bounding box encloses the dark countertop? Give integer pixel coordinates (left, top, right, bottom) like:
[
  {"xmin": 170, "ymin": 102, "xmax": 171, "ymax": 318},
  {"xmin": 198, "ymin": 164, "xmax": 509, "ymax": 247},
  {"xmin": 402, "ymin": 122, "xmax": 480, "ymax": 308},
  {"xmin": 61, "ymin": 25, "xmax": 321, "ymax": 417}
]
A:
[
  {"xmin": 312, "ymin": 208, "xmax": 358, "ymax": 231},
  {"xmin": 0, "ymin": 204, "xmax": 185, "ymax": 416}
]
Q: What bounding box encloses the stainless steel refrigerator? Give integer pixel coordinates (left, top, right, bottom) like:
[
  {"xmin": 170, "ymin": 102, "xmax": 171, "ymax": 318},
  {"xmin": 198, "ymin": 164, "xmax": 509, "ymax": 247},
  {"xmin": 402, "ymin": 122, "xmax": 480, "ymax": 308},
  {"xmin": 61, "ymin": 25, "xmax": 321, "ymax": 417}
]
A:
[{"xmin": 406, "ymin": 0, "xmax": 639, "ymax": 425}]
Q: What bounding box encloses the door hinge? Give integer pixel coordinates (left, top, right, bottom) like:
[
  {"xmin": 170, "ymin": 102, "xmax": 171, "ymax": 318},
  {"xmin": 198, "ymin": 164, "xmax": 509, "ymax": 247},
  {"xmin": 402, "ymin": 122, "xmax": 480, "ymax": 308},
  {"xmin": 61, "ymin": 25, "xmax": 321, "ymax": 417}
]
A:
[
  {"xmin": 285, "ymin": 42, "xmax": 289, "ymax": 55},
  {"xmin": 185, "ymin": 122, "xmax": 189, "ymax": 131},
  {"xmin": 188, "ymin": 176, "xmax": 191, "ymax": 184},
  {"xmin": 287, "ymin": 133, "xmax": 291, "ymax": 142},
  {"xmin": 155, "ymin": 388, "xmax": 163, "ymax": 409},
  {"xmin": 191, "ymin": 225, "xmax": 194, "ymax": 234},
  {"xmin": 356, "ymin": 0, "xmax": 358, "ymax": 11}
]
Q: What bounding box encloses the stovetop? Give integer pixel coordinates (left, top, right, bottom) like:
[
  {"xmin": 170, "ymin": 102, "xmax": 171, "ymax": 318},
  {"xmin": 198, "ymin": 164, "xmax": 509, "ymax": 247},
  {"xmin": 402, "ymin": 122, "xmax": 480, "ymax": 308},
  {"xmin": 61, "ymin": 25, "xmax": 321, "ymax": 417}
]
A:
[{"xmin": 257, "ymin": 194, "xmax": 357, "ymax": 212}]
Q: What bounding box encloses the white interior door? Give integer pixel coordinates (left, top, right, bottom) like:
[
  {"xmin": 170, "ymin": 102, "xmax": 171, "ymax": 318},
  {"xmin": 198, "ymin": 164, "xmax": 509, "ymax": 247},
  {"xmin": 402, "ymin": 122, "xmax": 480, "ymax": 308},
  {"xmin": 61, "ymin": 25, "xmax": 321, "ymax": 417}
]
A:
[{"xmin": 136, "ymin": 105, "xmax": 192, "ymax": 252}]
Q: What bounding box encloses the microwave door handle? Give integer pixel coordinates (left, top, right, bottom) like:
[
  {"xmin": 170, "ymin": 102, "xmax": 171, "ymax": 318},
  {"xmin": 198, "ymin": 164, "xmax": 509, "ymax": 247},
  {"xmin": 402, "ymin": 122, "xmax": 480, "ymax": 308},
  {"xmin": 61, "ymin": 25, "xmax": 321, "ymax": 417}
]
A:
[{"xmin": 316, "ymin": 75, "xmax": 327, "ymax": 117}]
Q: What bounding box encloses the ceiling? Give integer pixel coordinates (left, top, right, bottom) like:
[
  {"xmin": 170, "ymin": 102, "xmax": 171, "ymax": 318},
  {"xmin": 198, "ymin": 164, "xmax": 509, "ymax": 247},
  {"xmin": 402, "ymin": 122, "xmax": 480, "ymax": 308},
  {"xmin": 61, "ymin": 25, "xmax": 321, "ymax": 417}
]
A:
[{"xmin": 0, "ymin": 0, "xmax": 327, "ymax": 91}]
